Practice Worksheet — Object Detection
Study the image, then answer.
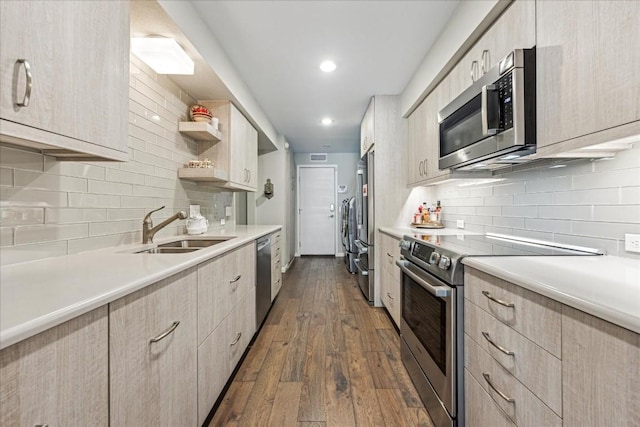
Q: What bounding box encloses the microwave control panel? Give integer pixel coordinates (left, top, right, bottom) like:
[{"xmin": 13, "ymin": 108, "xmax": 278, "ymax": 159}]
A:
[{"xmin": 497, "ymin": 73, "xmax": 513, "ymax": 131}]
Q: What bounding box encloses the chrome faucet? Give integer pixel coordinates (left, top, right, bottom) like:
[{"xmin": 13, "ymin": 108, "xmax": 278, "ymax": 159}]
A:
[{"xmin": 142, "ymin": 206, "xmax": 187, "ymax": 244}]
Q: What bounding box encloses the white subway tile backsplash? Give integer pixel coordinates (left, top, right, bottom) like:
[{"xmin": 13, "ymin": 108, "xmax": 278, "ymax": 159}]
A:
[
  {"xmin": 484, "ymin": 195, "xmax": 513, "ymax": 206},
  {"xmin": 525, "ymin": 175, "xmax": 572, "ymax": 193},
  {"xmin": 68, "ymin": 232, "xmax": 140, "ymax": 255},
  {"xmin": 551, "ymin": 188, "xmax": 619, "ymax": 206},
  {"xmin": 68, "ymin": 193, "xmax": 121, "ymax": 208},
  {"xmin": 107, "ymin": 208, "xmax": 145, "ymax": 221},
  {"xmin": 15, "ymin": 224, "xmax": 88, "ymax": 245},
  {"xmin": 45, "ymin": 208, "xmax": 107, "ymax": 224},
  {"xmin": 513, "ymin": 192, "xmax": 554, "ymax": 206},
  {"xmin": 475, "ymin": 206, "xmax": 502, "ymax": 216},
  {"xmin": 87, "ymin": 180, "xmax": 132, "ymax": 196},
  {"xmin": 120, "ymin": 196, "xmax": 157, "ymax": 209},
  {"xmin": 621, "ymin": 187, "xmax": 640, "ymax": 204},
  {"xmin": 524, "ymin": 218, "xmax": 572, "ymax": 234},
  {"xmin": 538, "ymin": 205, "xmax": 592, "ymax": 221},
  {"xmin": 572, "ymin": 168, "xmax": 640, "ymax": 190},
  {"xmin": 492, "ymin": 216, "xmax": 525, "ymax": 228},
  {"xmin": 592, "ymin": 143, "xmax": 640, "ymax": 172},
  {"xmin": 105, "ymin": 168, "xmax": 146, "ymax": 186},
  {"xmin": 133, "ymin": 149, "xmax": 177, "ymax": 170},
  {"xmin": 593, "ymin": 205, "xmax": 640, "ymax": 223},
  {"xmin": 89, "ymin": 220, "xmax": 137, "ymax": 236},
  {"xmin": 129, "ymin": 123, "xmax": 157, "ymax": 145},
  {"xmin": 554, "ymin": 233, "xmax": 618, "ymax": 255},
  {"xmin": 0, "ymin": 241, "xmax": 68, "ymax": 266},
  {"xmin": 493, "ymin": 182, "xmax": 525, "ymax": 195},
  {"xmin": 14, "ymin": 170, "xmax": 87, "ymax": 193},
  {"xmin": 502, "ymin": 206, "xmax": 538, "ymax": 218},
  {"xmin": 43, "ymin": 157, "xmax": 106, "ymax": 180},
  {"xmin": 1, "ymin": 167, "xmax": 13, "ymax": 186},
  {"xmin": 0, "ymin": 227, "xmax": 14, "ymax": 246},
  {"xmin": 571, "ymin": 221, "xmax": 640, "ymax": 240},
  {"xmin": 0, "ymin": 146, "xmax": 43, "ymax": 171},
  {"xmin": 1, "ymin": 207, "xmax": 44, "ymax": 226},
  {"xmin": 1, "ymin": 188, "xmax": 68, "ymax": 207}
]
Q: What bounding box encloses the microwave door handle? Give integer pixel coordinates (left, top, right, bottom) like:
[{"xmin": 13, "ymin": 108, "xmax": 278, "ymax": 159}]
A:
[{"xmin": 481, "ymin": 84, "xmax": 500, "ymax": 136}]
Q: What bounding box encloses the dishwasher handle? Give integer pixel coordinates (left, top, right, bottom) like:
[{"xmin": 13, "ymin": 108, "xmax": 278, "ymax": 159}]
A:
[{"xmin": 257, "ymin": 239, "xmax": 270, "ymax": 252}]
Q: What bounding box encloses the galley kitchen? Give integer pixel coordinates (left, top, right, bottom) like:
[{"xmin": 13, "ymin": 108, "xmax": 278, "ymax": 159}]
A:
[{"xmin": 1, "ymin": 1, "xmax": 639, "ymax": 426}]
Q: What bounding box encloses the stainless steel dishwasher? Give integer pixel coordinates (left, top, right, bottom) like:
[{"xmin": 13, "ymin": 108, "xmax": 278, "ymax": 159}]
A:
[{"xmin": 256, "ymin": 235, "xmax": 271, "ymax": 328}]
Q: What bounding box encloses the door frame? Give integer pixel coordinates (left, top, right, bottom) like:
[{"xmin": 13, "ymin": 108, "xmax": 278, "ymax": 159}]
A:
[{"xmin": 296, "ymin": 164, "xmax": 338, "ymax": 257}]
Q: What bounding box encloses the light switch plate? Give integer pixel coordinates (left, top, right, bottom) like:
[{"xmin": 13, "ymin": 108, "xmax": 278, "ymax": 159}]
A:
[
  {"xmin": 456, "ymin": 219, "xmax": 465, "ymax": 229},
  {"xmin": 625, "ymin": 234, "xmax": 640, "ymax": 253},
  {"xmin": 220, "ymin": 218, "xmax": 225, "ymax": 226},
  {"xmin": 225, "ymin": 206, "xmax": 232, "ymax": 217}
]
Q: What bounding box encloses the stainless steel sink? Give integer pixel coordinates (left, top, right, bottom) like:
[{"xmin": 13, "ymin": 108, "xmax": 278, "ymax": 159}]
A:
[
  {"xmin": 133, "ymin": 237, "xmax": 233, "ymax": 254},
  {"xmin": 135, "ymin": 247, "xmax": 200, "ymax": 254},
  {"xmin": 157, "ymin": 238, "xmax": 231, "ymax": 248}
]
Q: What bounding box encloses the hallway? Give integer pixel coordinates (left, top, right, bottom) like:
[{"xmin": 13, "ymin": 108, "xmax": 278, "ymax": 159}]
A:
[{"xmin": 208, "ymin": 256, "xmax": 433, "ymax": 427}]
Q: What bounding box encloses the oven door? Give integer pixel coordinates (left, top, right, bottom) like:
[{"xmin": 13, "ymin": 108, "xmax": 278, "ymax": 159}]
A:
[{"xmin": 397, "ymin": 260, "xmax": 457, "ymax": 417}]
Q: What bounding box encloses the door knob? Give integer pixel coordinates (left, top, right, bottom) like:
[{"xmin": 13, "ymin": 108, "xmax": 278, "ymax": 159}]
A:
[{"xmin": 330, "ymin": 214, "xmax": 334, "ymax": 218}]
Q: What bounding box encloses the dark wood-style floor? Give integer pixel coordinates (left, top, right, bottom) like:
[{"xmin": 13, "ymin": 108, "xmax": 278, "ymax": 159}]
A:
[{"xmin": 208, "ymin": 256, "xmax": 433, "ymax": 427}]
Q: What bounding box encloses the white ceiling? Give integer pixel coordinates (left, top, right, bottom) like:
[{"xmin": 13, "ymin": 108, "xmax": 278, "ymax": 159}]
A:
[{"xmin": 189, "ymin": 0, "xmax": 460, "ymax": 153}]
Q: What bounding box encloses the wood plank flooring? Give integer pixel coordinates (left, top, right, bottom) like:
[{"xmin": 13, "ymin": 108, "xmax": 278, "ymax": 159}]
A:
[{"xmin": 208, "ymin": 256, "xmax": 433, "ymax": 427}]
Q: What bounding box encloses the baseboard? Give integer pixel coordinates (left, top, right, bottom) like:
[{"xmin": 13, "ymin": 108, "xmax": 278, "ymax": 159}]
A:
[
  {"xmin": 335, "ymin": 252, "xmax": 345, "ymax": 258},
  {"xmin": 282, "ymin": 256, "xmax": 295, "ymax": 273}
]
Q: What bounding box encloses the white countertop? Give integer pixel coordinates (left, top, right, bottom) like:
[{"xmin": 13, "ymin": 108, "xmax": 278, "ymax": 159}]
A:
[
  {"xmin": 0, "ymin": 225, "xmax": 281, "ymax": 350},
  {"xmin": 463, "ymin": 255, "xmax": 640, "ymax": 334},
  {"xmin": 379, "ymin": 226, "xmax": 480, "ymax": 240}
]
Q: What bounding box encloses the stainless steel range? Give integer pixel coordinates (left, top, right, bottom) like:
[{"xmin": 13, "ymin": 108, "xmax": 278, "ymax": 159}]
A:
[{"xmin": 396, "ymin": 233, "xmax": 603, "ymax": 427}]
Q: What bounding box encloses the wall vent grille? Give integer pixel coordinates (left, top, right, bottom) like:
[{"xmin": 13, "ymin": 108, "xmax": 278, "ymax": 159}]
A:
[{"xmin": 309, "ymin": 153, "xmax": 327, "ymax": 162}]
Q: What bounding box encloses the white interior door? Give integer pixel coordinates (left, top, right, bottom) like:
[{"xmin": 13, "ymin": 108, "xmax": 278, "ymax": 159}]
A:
[{"xmin": 298, "ymin": 166, "xmax": 336, "ymax": 255}]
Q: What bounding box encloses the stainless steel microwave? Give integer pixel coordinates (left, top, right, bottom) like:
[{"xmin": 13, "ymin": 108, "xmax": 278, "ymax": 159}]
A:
[{"xmin": 438, "ymin": 48, "xmax": 536, "ymax": 171}]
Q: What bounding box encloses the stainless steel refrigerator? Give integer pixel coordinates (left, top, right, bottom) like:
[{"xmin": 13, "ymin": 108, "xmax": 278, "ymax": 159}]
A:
[
  {"xmin": 354, "ymin": 151, "xmax": 374, "ymax": 304},
  {"xmin": 341, "ymin": 197, "xmax": 358, "ymax": 274}
]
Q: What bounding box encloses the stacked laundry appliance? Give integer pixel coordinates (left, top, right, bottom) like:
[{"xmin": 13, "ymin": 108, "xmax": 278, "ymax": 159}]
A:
[{"xmin": 340, "ymin": 197, "xmax": 357, "ymax": 274}]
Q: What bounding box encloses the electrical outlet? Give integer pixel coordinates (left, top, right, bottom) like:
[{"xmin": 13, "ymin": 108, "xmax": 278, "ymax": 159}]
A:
[
  {"xmin": 225, "ymin": 206, "xmax": 232, "ymax": 217},
  {"xmin": 220, "ymin": 218, "xmax": 225, "ymax": 226},
  {"xmin": 625, "ymin": 234, "xmax": 640, "ymax": 253},
  {"xmin": 456, "ymin": 219, "xmax": 465, "ymax": 229}
]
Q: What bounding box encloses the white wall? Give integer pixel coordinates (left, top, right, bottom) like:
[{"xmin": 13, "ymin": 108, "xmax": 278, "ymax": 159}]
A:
[
  {"xmin": 433, "ymin": 143, "xmax": 640, "ymax": 259},
  {"xmin": 294, "ymin": 152, "xmax": 360, "ymax": 256},
  {"xmin": 0, "ymin": 55, "xmax": 234, "ymax": 265}
]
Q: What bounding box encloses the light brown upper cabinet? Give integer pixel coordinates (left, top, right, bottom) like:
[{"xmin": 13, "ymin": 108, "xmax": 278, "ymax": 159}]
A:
[
  {"xmin": 536, "ymin": 0, "xmax": 640, "ymax": 155},
  {"xmin": 196, "ymin": 101, "xmax": 258, "ymax": 192},
  {"xmin": 0, "ymin": 0, "xmax": 129, "ymax": 161},
  {"xmin": 449, "ymin": 0, "xmax": 535, "ymax": 101},
  {"xmin": 360, "ymin": 97, "xmax": 375, "ymax": 157}
]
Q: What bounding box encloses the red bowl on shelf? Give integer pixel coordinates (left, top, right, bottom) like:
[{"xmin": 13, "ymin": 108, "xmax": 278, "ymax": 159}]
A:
[{"xmin": 189, "ymin": 104, "xmax": 212, "ymax": 121}]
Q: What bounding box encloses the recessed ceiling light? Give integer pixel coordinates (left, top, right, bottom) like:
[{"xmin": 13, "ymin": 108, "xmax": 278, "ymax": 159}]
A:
[
  {"xmin": 320, "ymin": 60, "xmax": 336, "ymax": 72},
  {"xmin": 321, "ymin": 117, "xmax": 333, "ymax": 125}
]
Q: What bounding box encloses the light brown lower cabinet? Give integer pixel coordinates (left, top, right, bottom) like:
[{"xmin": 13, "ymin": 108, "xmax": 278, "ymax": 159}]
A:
[
  {"xmin": 271, "ymin": 231, "xmax": 282, "ymax": 301},
  {"xmin": 0, "ymin": 307, "xmax": 109, "ymax": 426},
  {"xmin": 465, "ymin": 268, "xmax": 640, "ymax": 426},
  {"xmin": 109, "ymin": 268, "xmax": 198, "ymax": 426}
]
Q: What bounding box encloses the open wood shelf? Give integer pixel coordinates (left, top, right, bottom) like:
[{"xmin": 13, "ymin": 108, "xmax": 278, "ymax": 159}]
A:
[
  {"xmin": 178, "ymin": 122, "xmax": 222, "ymax": 142},
  {"xmin": 177, "ymin": 167, "xmax": 227, "ymax": 182}
]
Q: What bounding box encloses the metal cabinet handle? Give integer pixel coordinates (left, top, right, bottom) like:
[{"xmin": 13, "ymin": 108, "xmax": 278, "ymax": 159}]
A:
[
  {"xmin": 387, "ymin": 291, "xmax": 394, "ymax": 300},
  {"xmin": 483, "ymin": 373, "xmax": 515, "ymax": 403},
  {"xmin": 482, "ymin": 331, "xmax": 515, "ymax": 356},
  {"xmin": 418, "ymin": 160, "xmax": 423, "ymax": 177},
  {"xmin": 149, "ymin": 321, "xmax": 180, "ymax": 343},
  {"xmin": 230, "ymin": 274, "xmax": 242, "ymax": 284},
  {"xmin": 470, "ymin": 60, "xmax": 479, "ymax": 82},
  {"xmin": 230, "ymin": 332, "xmax": 242, "ymax": 346},
  {"xmin": 387, "ymin": 252, "xmax": 393, "ymax": 257},
  {"xmin": 423, "ymin": 158, "xmax": 428, "ymax": 176},
  {"xmin": 15, "ymin": 59, "xmax": 32, "ymax": 107},
  {"xmin": 482, "ymin": 290, "xmax": 515, "ymax": 308},
  {"xmin": 481, "ymin": 49, "xmax": 491, "ymax": 74}
]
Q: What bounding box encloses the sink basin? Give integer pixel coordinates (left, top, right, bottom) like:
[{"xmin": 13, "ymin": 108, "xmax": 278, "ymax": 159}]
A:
[
  {"xmin": 157, "ymin": 238, "xmax": 231, "ymax": 249},
  {"xmin": 135, "ymin": 247, "xmax": 200, "ymax": 254}
]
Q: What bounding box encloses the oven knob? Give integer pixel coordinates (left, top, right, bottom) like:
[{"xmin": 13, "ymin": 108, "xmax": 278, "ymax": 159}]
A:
[
  {"xmin": 429, "ymin": 252, "xmax": 441, "ymax": 265},
  {"xmin": 438, "ymin": 255, "xmax": 451, "ymax": 270},
  {"xmin": 400, "ymin": 240, "xmax": 411, "ymax": 251}
]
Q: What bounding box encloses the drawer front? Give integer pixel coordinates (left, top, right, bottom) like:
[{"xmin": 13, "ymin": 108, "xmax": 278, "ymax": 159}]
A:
[
  {"xmin": 465, "ymin": 335, "xmax": 562, "ymax": 427},
  {"xmin": 465, "ymin": 369, "xmax": 515, "ymax": 427},
  {"xmin": 380, "ymin": 232, "xmax": 400, "ymax": 276},
  {"xmin": 465, "ymin": 300, "xmax": 562, "ymax": 416},
  {"xmin": 229, "ymin": 287, "xmax": 256, "ymax": 369},
  {"xmin": 465, "ymin": 267, "xmax": 562, "ymax": 357},
  {"xmin": 197, "ymin": 319, "xmax": 230, "ymax": 425},
  {"xmin": 271, "ymin": 231, "xmax": 281, "ymax": 245},
  {"xmin": 382, "ymin": 268, "xmax": 400, "ymax": 327},
  {"xmin": 198, "ymin": 242, "xmax": 255, "ymax": 344}
]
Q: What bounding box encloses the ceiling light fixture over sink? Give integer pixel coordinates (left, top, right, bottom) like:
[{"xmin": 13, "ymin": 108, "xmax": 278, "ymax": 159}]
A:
[
  {"xmin": 319, "ymin": 60, "xmax": 336, "ymax": 72},
  {"xmin": 131, "ymin": 37, "xmax": 195, "ymax": 75},
  {"xmin": 321, "ymin": 117, "xmax": 333, "ymax": 126}
]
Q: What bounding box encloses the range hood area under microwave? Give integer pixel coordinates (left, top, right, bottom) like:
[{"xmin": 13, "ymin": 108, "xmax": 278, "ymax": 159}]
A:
[{"xmin": 438, "ymin": 49, "xmax": 536, "ymax": 171}]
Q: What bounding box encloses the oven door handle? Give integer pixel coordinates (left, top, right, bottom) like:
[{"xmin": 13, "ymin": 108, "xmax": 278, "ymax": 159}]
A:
[{"xmin": 396, "ymin": 260, "xmax": 451, "ymax": 298}]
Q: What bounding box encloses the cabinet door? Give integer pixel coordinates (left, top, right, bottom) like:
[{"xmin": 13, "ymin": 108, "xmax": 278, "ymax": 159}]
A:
[
  {"xmin": 360, "ymin": 98, "xmax": 375, "ymax": 157},
  {"xmin": 424, "ymin": 80, "xmax": 450, "ymax": 181},
  {"xmin": 197, "ymin": 318, "xmax": 230, "ymax": 425},
  {"xmin": 245, "ymin": 120, "xmax": 258, "ymax": 190},
  {"xmin": 406, "ymin": 99, "xmax": 429, "ymax": 186},
  {"xmin": 110, "ymin": 269, "xmax": 197, "ymax": 426},
  {"xmin": 0, "ymin": 0, "xmax": 128, "ymax": 156},
  {"xmin": 562, "ymin": 305, "xmax": 640, "ymax": 426},
  {"xmin": 0, "ymin": 307, "xmax": 108, "ymax": 426},
  {"xmin": 537, "ymin": 0, "xmax": 640, "ymax": 148}
]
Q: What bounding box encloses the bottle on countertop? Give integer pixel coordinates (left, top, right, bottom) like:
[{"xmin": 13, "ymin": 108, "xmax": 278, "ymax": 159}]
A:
[
  {"xmin": 422, "ymin": 202, "xmax": 430, "ymax": 223},
  {"xmin": 436, "ymin": 200, "xmax": 442, "ymax": 223}
]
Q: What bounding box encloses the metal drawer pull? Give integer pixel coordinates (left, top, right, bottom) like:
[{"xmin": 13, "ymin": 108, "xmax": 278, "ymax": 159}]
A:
[
  {"xmin": 387, "ymin": 291, "xmax": 394, "ymax": 300},
  {"xmin": 482, "ymin": 332, "xmax": 515, "ymax": 356},
  {"xmin": 387, "ymin": 252, "xmax": 393, "ymax": 257},
  {"xmin": 482, "ymin": 291, "xmax": 515, "ymax": 308},
  {"xmin": 149, "ymin": 321, "xmax": 180, "ymax": 343},
  {"xmin": 16, "ymin": 59, "xmax": 32, "ymax": 107},
  {"xmin": 230, "ymin": 274, "xmax": 242, "ymax": 283},
  {"xmin": 483, "ymin": 372, "xmax": 515, "ymax": 403},
  {"xmin": 230, "ymin": 332, "xmax": 242, "ymax": 346}
]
